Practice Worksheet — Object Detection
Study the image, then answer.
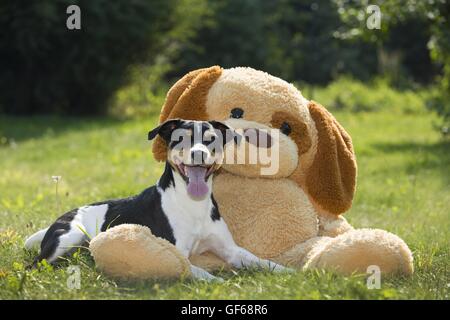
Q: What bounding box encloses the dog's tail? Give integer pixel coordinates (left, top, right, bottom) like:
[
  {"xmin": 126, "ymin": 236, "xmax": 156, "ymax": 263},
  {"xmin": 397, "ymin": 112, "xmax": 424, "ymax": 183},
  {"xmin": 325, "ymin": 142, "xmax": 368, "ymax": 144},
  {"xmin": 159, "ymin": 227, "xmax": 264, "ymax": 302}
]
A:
[{"xmin": 24, "ymin": 228, "xmax": 48, "ymax": 250}]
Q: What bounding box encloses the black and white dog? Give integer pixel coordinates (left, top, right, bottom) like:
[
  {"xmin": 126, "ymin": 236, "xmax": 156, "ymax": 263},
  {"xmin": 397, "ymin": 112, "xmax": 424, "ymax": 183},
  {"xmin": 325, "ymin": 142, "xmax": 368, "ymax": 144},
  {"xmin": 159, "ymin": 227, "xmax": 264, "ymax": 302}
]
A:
[{"xmin": 25, "ymin": 119, "xmax": 289, "ymax": 281}]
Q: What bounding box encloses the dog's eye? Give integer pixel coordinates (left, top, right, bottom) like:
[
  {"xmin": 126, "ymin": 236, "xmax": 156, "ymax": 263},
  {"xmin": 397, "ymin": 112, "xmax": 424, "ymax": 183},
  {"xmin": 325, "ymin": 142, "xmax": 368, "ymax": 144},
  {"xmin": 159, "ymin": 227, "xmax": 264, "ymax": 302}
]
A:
[
  {"xmin": 230, "ymin": 108, "xmax": 244, "ymax": 119},
  {"xmin": 280, "ymin": 122, "xmax": 292, "ymax": 136}
]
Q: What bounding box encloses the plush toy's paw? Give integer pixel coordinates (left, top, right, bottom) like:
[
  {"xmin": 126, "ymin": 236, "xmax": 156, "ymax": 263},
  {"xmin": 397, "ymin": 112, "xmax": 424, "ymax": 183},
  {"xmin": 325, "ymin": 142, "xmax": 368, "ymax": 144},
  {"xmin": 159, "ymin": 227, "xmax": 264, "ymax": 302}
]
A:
[
  {"xmin": 90, "ymin": 224, "xmax": 191, "ymax": 279},
  {"xmin": 303, "ymin": 229, "xmax": 414, "ymax": 275}
]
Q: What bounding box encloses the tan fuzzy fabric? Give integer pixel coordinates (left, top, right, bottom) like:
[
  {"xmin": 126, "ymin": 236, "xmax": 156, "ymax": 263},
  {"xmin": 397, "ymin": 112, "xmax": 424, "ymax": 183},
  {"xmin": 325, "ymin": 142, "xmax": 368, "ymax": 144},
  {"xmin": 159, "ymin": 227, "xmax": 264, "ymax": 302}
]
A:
[
  {"xmin": 206, "ymin": 67, "xmax": 311, "ymax": 123},
  {"xmin": 274, "ymin": 237, "xmax": 328, "ymax": 267},
  {"xmin": 271, "ymin": 111, "xmax": 312, "ymax": 156},
  {"xmin": 90, "ymin": 224, "xmax": 191, "ymax": 279},
  {"xmin": 301, "ymin": 229, "xmax": 414, "ymax": 275},
  {"xmin": 91, "ymin": 66, "xmax": 413, "ymax": 279},
  {"xmin": 220, "ymin": 119, "xmax": 299, "ymax": 179},
  {"xmin": 189, "ymin": 252, "xmax": 232, "ymax": 272},
  {"xmin": 213, "ymin": 172, "xmax": 318, "ymax": 258},
  {"xmin": 305, "ymin": 102, "xmax": 357, "ymax": 215}
]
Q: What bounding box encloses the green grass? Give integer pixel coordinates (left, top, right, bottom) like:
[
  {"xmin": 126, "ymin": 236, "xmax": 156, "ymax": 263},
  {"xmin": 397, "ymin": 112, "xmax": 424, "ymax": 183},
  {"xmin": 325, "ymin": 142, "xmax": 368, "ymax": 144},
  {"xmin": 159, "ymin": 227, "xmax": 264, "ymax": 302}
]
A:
[{"xmin": 0, "ymin": 110, "xmax": 448, "ymax": 300}]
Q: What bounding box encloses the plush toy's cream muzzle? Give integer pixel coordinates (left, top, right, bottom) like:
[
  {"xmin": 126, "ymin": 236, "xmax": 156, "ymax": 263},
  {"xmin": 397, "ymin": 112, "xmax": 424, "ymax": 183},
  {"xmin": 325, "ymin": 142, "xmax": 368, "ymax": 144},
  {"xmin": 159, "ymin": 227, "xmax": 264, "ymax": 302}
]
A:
[{"xmin": 221, "ymin": 118, "xmax": 299, "ymax": 178}]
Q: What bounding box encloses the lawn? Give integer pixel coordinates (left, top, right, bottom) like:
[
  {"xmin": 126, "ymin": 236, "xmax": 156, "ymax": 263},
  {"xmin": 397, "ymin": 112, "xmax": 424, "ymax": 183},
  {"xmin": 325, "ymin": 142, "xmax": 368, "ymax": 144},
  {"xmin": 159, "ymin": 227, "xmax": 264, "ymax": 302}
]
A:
[{"xmin": 0, "ymin": 109, "xmax": 448, "ymax": 299}]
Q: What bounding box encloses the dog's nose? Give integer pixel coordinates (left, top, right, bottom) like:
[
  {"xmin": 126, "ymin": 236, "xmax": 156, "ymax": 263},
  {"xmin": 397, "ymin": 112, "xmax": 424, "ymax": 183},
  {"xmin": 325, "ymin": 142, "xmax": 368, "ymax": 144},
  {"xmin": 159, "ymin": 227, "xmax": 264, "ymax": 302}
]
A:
[{"xmin": 191, "ymin": 150, "xmax": 207, "ymax": 164}]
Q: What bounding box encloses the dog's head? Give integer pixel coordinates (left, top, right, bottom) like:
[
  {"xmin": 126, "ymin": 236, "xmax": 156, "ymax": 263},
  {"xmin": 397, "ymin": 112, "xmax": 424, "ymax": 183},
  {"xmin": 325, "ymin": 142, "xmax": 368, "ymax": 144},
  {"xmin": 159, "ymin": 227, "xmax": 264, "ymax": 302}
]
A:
[
  {"xmin": 152, "ymin": 66, "xmax": 357, "ymax": 215},
  {"xmin": 149, "ymin": 119, "xmax": 236, "ymax": 198}
]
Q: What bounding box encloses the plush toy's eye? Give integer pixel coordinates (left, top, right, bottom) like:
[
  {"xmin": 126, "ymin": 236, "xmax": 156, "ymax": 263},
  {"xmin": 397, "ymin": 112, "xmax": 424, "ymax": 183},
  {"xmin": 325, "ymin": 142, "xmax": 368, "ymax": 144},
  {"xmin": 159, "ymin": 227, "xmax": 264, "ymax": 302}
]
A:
[
  {"xmin": 280, "ymin": 122, "xmax": 292, "ymax": 136},
  {"xmin": 230, "ymin": 108, "xmax": 244, "ymax": 119}
]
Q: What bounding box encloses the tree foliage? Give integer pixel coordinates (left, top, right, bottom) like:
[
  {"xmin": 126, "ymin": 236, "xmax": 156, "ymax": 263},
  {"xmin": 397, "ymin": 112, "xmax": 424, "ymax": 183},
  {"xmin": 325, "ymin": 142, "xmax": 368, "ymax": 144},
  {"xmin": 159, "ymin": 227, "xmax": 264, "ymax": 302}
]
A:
[
  {"xmin": 174, "ymin": 0, "xmax": 379, "ymax": 85},
  {"xmin": 0, "ymin": 0, "xmax": 448, "ymax": 118},
  {"xmin": 0, "ymin": 0, "xmax": 175, "ymax": 115}
]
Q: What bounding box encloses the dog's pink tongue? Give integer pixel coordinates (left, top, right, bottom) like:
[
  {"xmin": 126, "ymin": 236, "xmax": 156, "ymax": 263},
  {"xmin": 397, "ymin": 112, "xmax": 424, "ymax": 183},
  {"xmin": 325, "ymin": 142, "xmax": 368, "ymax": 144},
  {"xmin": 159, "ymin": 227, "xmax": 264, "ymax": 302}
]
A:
[{"xmin": 186, "ymin": 166, "xmax": 209, "ymax": 198}]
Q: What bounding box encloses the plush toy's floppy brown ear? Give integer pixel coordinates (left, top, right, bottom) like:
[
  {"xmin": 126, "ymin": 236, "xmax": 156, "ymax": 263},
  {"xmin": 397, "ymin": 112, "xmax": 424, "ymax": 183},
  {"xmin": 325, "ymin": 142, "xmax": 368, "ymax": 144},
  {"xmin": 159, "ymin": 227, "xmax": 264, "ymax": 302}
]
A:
[
  {"xmin": 152, "ymin": 66, "xmax": 222, "ymax": 161},
  {"xmin": 305, "ymin": 101, "xmax": 357, "ymax": 215}
]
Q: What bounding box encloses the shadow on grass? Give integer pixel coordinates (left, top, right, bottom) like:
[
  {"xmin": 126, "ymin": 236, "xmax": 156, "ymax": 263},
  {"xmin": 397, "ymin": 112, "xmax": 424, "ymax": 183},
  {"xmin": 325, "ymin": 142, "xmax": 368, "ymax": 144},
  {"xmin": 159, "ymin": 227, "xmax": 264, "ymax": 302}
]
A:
[
  {"xmin": 0, "ymin": 115, "xmax": 125, "ymax": 145},
  {"xmin": 371, "ymin": 140, "xmax": 450, "ymax": 183}
]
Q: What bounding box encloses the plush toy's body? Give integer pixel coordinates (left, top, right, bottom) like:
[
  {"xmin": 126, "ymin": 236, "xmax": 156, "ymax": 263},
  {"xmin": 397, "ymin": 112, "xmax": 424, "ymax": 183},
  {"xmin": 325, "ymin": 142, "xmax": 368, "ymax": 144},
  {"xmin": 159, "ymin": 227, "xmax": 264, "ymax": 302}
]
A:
[{"xmin": 90, "ymin": 66, "xmax": 413, "ymax": 278}]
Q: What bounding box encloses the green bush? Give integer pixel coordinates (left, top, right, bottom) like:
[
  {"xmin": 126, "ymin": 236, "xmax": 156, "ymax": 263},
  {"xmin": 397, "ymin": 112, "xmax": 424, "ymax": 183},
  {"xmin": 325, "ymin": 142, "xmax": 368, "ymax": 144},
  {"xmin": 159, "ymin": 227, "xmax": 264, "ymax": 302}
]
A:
[
  {"xmin": 110, "ymin": 64, "xmax": 168, "ymax": 119},
  {"xmin": 0, "ymin": 0, "xmax": 174, "ymax": 115},
  {"xmin": 110, "ymin": 0, "xmax": 210, "ymax": 119},
  {"xmin": 427, "ymin": 88, "xmax": 450, "ymax": 138},
  {"xmin": 428, "ymin": 4, "xmax": 450, "ymax": 137},
  {"xmin": 307, "ymin": 77, "xmax": 427, "ymax": 114}
]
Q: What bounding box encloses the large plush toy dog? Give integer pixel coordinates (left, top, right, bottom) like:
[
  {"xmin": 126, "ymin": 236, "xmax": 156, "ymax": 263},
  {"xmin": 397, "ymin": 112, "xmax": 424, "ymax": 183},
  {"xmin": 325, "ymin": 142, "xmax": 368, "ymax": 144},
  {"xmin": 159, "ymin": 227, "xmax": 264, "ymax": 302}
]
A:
[{"xmin": 90, "ymin": 66, "xmax": 413, "ymax": 279}]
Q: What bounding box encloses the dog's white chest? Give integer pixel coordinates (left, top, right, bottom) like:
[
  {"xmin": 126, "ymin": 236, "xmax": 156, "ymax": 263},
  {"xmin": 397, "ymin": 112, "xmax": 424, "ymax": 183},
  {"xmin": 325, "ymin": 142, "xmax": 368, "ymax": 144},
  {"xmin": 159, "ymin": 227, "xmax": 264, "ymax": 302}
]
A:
[{"xmin": 159, "ymin": 184, "xmax": 215, "ymax": 256}]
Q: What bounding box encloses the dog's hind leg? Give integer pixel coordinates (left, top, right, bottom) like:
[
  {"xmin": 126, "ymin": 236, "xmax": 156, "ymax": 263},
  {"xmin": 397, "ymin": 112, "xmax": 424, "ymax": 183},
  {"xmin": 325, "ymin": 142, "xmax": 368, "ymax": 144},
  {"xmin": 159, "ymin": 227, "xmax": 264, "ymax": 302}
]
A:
[
  {"xmin": 24, "ymin": 227, "xmax": 49, "ymax": 250},
  {"xmin": 35, "ymin": 227, "xmax": 86, "ymax": 265}
]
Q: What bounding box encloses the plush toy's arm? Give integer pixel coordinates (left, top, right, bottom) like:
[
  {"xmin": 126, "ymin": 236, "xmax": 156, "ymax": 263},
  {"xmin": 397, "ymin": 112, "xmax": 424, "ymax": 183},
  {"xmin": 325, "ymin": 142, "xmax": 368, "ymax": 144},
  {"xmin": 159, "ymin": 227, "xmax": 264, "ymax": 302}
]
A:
[
  {"xmin": 275, "ymin": 229, "xmax": 413, "ymax": 275},
  {"xmin": 90, "ymin": 224, "xmax": 191, "ymax": 279}
]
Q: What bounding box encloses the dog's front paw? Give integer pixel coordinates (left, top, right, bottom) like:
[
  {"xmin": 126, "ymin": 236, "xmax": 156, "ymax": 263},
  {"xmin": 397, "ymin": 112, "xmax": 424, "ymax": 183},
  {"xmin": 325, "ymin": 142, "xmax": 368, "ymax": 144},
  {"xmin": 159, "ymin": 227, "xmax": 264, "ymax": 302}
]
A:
[
  {"xmin": 197, "ymin": 273, "xmax": 224, "ymax": 283},
  {"xmin": 190, "ymin": 265, "xmax": 224, "ymax": 282},
  {"xmin": 279, "ymin": 266, "xmax": 296, "ymax": 273},
  {"xmin": 210, "ymin": 275, "xmax": 225, "ymax": 283},
  {"xmin": 267, "ymin": 261, "xmax": 295, "ymax": 273}
]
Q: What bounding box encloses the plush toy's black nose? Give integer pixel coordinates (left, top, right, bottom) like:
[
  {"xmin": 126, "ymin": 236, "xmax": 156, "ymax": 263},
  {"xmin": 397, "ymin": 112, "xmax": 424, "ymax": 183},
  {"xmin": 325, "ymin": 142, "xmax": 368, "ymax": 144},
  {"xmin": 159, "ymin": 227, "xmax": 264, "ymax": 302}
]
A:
[{"xmin": 191, "ymin": 150, "xmax": 207, "ymax": 164}]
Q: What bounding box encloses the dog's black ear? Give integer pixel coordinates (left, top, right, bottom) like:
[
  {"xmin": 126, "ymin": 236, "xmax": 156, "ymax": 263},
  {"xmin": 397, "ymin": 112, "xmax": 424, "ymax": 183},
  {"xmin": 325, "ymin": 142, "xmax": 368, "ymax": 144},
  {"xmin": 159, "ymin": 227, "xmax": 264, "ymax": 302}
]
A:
[
  {"xmin": 148, "ymin": 119, "xmax": 182, "ymax": 141},
  {"xmin": 209, "ymin": 121, "xmax": 242, "ymax": 145}
]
